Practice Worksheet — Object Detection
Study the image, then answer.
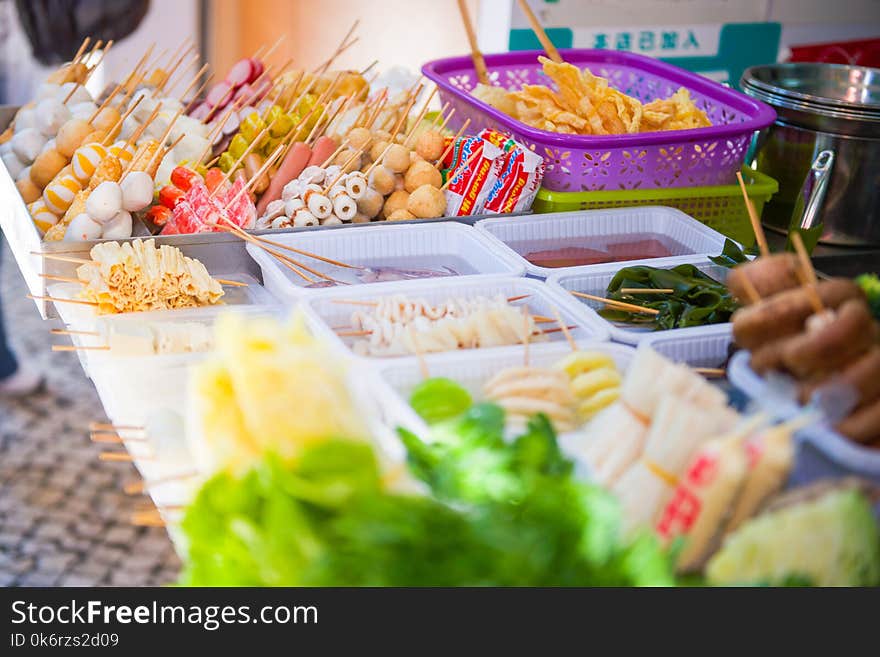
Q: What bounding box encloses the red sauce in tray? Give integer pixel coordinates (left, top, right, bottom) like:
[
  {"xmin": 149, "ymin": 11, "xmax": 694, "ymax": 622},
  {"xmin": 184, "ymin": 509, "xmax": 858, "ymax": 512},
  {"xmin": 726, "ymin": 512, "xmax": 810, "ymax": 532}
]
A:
[{"xmin": 525, "ymin": 238, "xmax": 675, "ymax": 268}]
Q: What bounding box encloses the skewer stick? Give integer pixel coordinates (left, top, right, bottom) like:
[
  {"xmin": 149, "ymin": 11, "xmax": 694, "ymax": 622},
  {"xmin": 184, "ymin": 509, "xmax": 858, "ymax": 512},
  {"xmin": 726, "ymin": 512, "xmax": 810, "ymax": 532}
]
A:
[
  {"xmin": 434, "ymin": 118, "xmax": 471, "ymax": 167},
  {"xmin": 541, "ymin": 325, "xmax": 577, "ymax": 335},
  {"xmin": 321, "ymin": 145, "xmax": 365, "ymax": 193},
  {"xmin": 213, "ymin": 223, "xmax": 317, "ymax": 283},
  {"xmin": 403, "ymin": 87, "xmax": 438, "ymax": 148},
  {"xmin": 89, "ymin": 422, "xmax": 143, "ymax": 432},
  {"xmin": 569, "ymin": 290, "xmax": 661, "ymax": 315},
  {"xmin": 739, "ymin": 275, "xmax": 762, "ymax": 304},
  {"xmin": 33, "ymin": 251, "xmax": 89, "ymax": 264},
  {"xmin": 694, "ymin": 367, "xmax": 726, "ymax": 378},
  {"xmin": 389, "ymin": 84, "xmax": 422, "ymax": 138},
  {"xmin": 70, "ymin": 37, "xmax": 91, "ymax": 67},
  {"xmin": 90, "ymin": 433, "xmax": 147, "ymax": 444},
  {"xmin": 456, "ymin": 0, "xmax": 490, "ymax": 84},
  {"xmin": 177, "ymin": 62, "xmax": 210, "ymax": 104},
  {"xmin": 216, "ymin": 278, "xmax": 248, "ymax": 287},
  {"xmin": 440, "ymin": 147, "xmax": 482, "ymax": 191},
  {"xmin": 431, "ymin": 102, "xmax": 451, "ymax": 129},
  {"xmin": 551, "ymin": 306, "xmax": 577, "ymax": 352},
  {"xmin": 516, "ymin": 0, "xmax": 563, "ymax": 63},
  {"xmin": 619, "ymin": 288, "xmax": 675, "ymax": 295},
  {"xmin": 100, "ymin": 94, "xmax": 145, "ymax": 146},
  {"xmin": 118, "ymin": 103, "xmax": 164, "ymax": 179},
  {"xmin": 791, "ymin": 231, "xmax": 825, "ymax": 314},
  {"xmin": 361, "ymin": 141, "xmax": 396, "ymax": 178},
  {"xmin": 262, "ymin": 34, "xmax": 287, "ymax": 63},
  {"xmin": 360, "ymin": 59, "xmax": 378, "ymax": 76},
  {"xmin": 156, "ymin": 47, "xmax": 195, "ymax": 94},
  {"xmin": 408, "ymin": 325, "xmax": 431, "ymax": 379},
  {"xmin": 50, "ymin": 328, "xmax": 99, "ymax": 337},
  {"xmin": 436, "ymin": 107, "xmax": 457, "ymax": 133},
  {"xmin": 99, "ymin": 452, "xmax": 141, "ymax": 463},
  {"xmin": 39, "ymin": 273, "xmax": 80, "ymax": 283},
  {"xmin": 244, "ymin": 237, "xmax": 360, "ymax": 270},
  {"xmin": 363, "ymin": 90, "xmax": 389, "ymax": 131},
  {"xmin": 131, "ymin": 511, "xmax": 167, "ymax": 528},
  {"xmin": 142, "ymin": 106, "xmax": 185, "ymax": 172},
  {"xmin": 27, "ymin": 294, "xmax": 97, "ymax": 307},
  {"xmin": 120, "ymin": 43, "xmax": 155, "ymax": 92},
  {"xmin": 86, "ymin": 82, "xmax": 124, "ymax": 124},
  {"xmin": 195, "ymin": 105, "xmax": 234, "ymax": 165},
  {"xmin": 214, "ymin": 116, "xmax": 281, "ymax": 191},
  {"xmin": 315, "ymin": 20, "xmax": 360, "ymax": 75},
  {"xmin": 124, "ymin": 471, "xmax": 198, "ymax": 496},
  {"xmin": 223, "ymin": 143, "xmax": 286, "ymax": 211},
  {"xmin": 52, "ymin": 345, "xmax": 109, "ymax": 352},
  {"xmin": 85, "ymin": 40, "xmax": 113, "ymax": 79},
  {"xmin": 736, "ymin": 171, "xmax": 769, "ymax": 258},
  {"xmin": 319, "ymin": 139, "xmax": 351, "ymax": 169},
  {"xmin": 313, "ymin": 94, "xmax": 356, "ymax": 144},
  {"xmin": 62, "ymin": 81, "xmax": 83, "ymax": 105}
]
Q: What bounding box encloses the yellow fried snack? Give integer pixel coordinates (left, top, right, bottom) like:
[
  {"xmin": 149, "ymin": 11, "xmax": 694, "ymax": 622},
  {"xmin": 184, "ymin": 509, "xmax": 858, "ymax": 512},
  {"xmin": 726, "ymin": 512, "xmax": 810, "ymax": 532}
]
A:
[
  {"xmin": 479, "ymin": 56, "xmax": 710, "ymax": 136},
  {"xmin": 88, "ymin": 154, "xmax": 122, "ymax": 190}
]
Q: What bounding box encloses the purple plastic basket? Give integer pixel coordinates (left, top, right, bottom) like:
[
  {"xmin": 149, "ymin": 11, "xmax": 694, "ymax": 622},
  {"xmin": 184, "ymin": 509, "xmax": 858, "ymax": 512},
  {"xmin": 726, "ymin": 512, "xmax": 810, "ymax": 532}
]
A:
[{"xmin": 422, "ymin": 49, "xmax": 776, "ymax": 193}]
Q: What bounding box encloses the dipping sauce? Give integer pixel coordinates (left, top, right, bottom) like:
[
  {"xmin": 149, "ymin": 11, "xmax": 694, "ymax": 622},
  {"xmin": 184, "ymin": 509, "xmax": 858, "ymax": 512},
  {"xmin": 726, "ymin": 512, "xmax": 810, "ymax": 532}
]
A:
[{"xmin": 522, "ymin": 235, "xmax": 684, "ymax": 268}]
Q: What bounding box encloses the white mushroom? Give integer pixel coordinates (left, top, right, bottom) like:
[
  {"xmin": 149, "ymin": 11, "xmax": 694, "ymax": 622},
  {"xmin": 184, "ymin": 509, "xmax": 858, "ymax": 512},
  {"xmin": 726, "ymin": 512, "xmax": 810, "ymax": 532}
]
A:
[
  {"xmin": 281, "ymin": 179, "xmax": 304, "ymax": 201},
  {"xmin": 293, "ymin": 209, "xmax": 319, "ymax": 227},
  {"xmin": 120, "ymin": 171, "xmax": 155, "ymax": 212},
  {"xmin": 85, "ymin": 181, "xmax": 124, "ymax": 223},
  {"xmin": 64, "ymin": 213, "xmax": 102, "ymax": 241},
  {"xmin": 323, "ymin": 165, "xmax": 342, "ymax": 181},
  {"xmin": 270, "ymin": 216, "xmax": 290, "ymax": 230},
  {"xmin": 101, "ymin": 210, "xmax": 133, "ymax": 239}
]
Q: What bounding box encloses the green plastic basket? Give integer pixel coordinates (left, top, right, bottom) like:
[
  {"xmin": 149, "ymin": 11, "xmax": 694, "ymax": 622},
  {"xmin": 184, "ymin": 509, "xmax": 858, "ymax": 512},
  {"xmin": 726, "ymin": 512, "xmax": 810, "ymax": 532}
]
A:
[{"xmin": 532, "ymin": 166, "xmax": 778, "ymax": 247}]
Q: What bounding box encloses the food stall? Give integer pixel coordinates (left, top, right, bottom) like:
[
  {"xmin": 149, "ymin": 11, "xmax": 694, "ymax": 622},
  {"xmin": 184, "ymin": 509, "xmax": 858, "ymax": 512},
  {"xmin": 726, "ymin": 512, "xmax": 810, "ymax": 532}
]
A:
[{"xmin": 1, "ymin": 1, "xmax": 878, "ymax": 588}]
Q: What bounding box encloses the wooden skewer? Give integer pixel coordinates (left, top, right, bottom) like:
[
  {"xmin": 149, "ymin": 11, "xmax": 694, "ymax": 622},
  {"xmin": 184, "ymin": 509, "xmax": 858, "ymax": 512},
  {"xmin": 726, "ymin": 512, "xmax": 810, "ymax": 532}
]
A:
[
  {"xmin": 131, "ymin": 511, "xmax": 167, "ymax": 528},
  {"xmin": 361, "ymin": 141, "xmax": 395, "ymax": 178},
  {"xmin": 541, "ymin": 325, "xmax": 577, "ymax": 335},
  {"xmin": 262, "ymin": 34, "xmax": 287, "ymax": 63},
  {"xmin": 336, "ymin": 329, "xmax": 372, "ymax": 337},
  {"xmin": 569, "ymin": 290, "xmax": 661, "ymax": 315},
  {"xmin": 195, "ymin": 105, "xmax": 234, "ymax": 165},
  {"xmin": 436, "ymin": 107, "xmax": 456, "ymax": 133},
  {"xmin": 70, "ymin": 37, "xmax": 91, "ymax": 67},
  {"xmin": 389, "ymin": 84, "xmax": 422, "ymax": 140},
  {"xmin": 694, "ymin": 367, "xmax": 726, "ymax": 378},
  {"xmin": 85, "ymin": 40, "xmax": 113, "ymax": 77},
  {"xmin": 27, "ymin": 294, "xmax": 96, "ymax": 307},
  {"xmin": 39, "ymin": 274, "xmax": 80, "ymax": 283},
  {"xmin": 99, "ymin": 452, "xmax": 142, "ymax": 463},
  {"xmin": 86, "ymin": 82, "xmax": 124, "ymax": 124},
  {"xmin": 223, "ymin": 143, "xmax": 286, "ymax": 210},
  {"xmin": 403, "ymin": 87, "xmax": 438, "ymax": 148},
  {"xmin": 516, "ymin": 0, "xmax": 563, "ymax": 63},
  {"xmin": 214, "ymin": 117, "xmax": 282, "ymax": 191},
  {"xmin": 62, "ymin": 81, "xmax": 83, "ymax": 105},
  {"xmin": 318, "ymin": 139, "xmax": 351, "ymax": 170},
  {"xmin": 508, "ymin": 294, "xmax": 531, "ymax": 302},
  {"xmin": 156, "ymin": 46, "xmax": 194, "ymax": 94},
  {"xmin": 790, "ymin": 231, "xmax": 825, "ymax": 314},
  {"xmin": 434, "ymin": 118, "xmax": 471, "ymax": 167},
  {"xmin": 314, "ymin": 94, "xmax": 357, "ymax": 144},
  {"xmin": 408, "ymin": 325, "xmax": 430, "ymax": 379},
  {"xmin": 739, "ymin": 274, "xmax": 762, "ymax": 304},
  {"xmin": 119, "ymin": 103, "xmax": 164, "ymax": 178},
  {"xmin": 619, "ymin": 288, "xmax": 675, "ymax": 295},
  {"xmin": 431, "ymin": 102, "xmax": 451, "ymax": 129},
  {"xmin": 216, "ymin": 278, "xmax": 248, "ymax": 287},
  {"xmin": 245, "ymin": 237, "xmax": 359, "ymax": 270},
  {"xmin": 52, "ymin": 345, "xmax": 109, "ymax": 352},
  {"xmin": 120, "ymin": 43, "xmax": 155, "ymax": 94},
  {"xmin": 100, "ymin": 94, "xmax": 144, "ymax": 146},
  {"xmin": 177, "ymin": 62, "xmax": 210, "ymax": 104},
  {"xmin": 551, "ymin": 306, "xmax": 577, "ymax": 352},
  {"xmin": 456, "ymin": 0, "xmax": 490, "ymax": 84},
  {"xmin": 50, "ymin": 328, "xmax": 99, "ymax": 337},
  {"xmin": 90, "ymin": 422, "xmax": 143, "ymax": 432},
  {"xmin": 141, "ymin": 107, "xmax": 185, "ymax": 173},
  {"xmin": 440, "ymin": 147, "xmax": 482, "ymax": 191},
  {"xmin": 321, "ymin": 145, "xmax": 366, "ymax": 194},
  {"xmin": 90, "ymin": 433, "xmax": 147, "ymax": 444},
  {"xmin": 360, "ymin": 59, "xmax": 378, "ymax": 76},
  {"xmin": 332, "ymin": 295, "xmax": 531, "ymax": 308},
  {"xmin": 124, "ymin": 470, "xmax": 198, "ymax": 496},
  {"xmin": 315, "ymin": 22, "xmax": 360, "ymax": 75},
  {"xmin": 736, "ymin": 171, "xmax": 769, "ymax": 258},
  {"xmin": 213, "ymin": 223, "xmax": 317, "ymax": 284}
]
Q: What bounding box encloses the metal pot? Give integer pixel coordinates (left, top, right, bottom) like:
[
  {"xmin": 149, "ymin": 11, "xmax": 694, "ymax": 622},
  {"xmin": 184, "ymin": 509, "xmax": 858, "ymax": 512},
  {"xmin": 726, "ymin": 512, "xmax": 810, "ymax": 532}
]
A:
[{"xmin": 741, "ymin": 63, "xmax": 880, "ymax": 246}]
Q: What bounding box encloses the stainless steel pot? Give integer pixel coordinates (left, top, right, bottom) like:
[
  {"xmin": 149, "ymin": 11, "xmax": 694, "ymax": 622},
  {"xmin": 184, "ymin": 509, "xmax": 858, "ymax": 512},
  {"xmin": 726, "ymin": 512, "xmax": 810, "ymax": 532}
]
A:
[{"xmin": 741, "ymin": 63, "xmax": 880, "ymax": 246}]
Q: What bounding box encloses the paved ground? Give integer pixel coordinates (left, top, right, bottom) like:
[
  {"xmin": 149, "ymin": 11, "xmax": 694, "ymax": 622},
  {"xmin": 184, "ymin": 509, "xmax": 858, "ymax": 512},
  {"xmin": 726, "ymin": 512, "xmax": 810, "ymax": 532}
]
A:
[{"xmin": 0, "ymin": 243, "xmax": 180, "ymax": 586}]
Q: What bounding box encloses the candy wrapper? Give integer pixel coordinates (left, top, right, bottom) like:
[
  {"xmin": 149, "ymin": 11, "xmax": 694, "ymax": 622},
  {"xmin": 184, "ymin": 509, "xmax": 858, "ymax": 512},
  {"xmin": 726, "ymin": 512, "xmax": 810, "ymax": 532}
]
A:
[{"xmin": 441, "ymin": 130, "xmax": 544, "ymax": 217}]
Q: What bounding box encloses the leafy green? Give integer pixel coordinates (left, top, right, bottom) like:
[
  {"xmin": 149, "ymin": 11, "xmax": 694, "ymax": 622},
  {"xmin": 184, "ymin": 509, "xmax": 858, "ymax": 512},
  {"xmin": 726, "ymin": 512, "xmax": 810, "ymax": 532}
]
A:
[
  {"xmin": 856, "ymin": 273, "xmax": 880, "ymax": 320},
  {"xmin": 409, "ymin": 377, "xmax": 473, "ymax": 424},
  {"xmin": 708, "ymin": 238, "xmax": 750, "ymax": 268},
  {"xmin": 599, "ymin": 263, "xmax": 739, "ymax": 329},
  {"xmin": 180, "ymin": 406, "xmax": 676, "ymax": 586}
]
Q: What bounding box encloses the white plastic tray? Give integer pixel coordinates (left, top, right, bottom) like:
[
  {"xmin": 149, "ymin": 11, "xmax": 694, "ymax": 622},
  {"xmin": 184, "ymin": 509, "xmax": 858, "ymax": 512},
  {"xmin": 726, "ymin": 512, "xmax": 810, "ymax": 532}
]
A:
[
  {"xmin": 246, "ymin": 222, "xmax": 527, "ymax": 301},
  {"xmin": 374, "ymin": 340, "xmax": 636, "ymax": 439},
  {"xmin": 475, "ymin": 207, "xmax": 733, "ymax": 279},
  {"xmin": 303, "ymin": 275, "xmax": 610, "ymax": 360},
  {"xmin": 547, "ymin": 256, "xmax": 733, "ymax": 361},
  {"xmin": 728, "ymin": 350, "xmax": 880, "ymax": 485}
]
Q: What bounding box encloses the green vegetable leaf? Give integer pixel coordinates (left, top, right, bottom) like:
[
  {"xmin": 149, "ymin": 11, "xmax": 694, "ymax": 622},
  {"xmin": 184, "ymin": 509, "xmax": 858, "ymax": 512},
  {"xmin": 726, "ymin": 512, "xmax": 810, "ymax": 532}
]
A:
[
  {"xmin": 709, "ymin": 238, "xmax": 750, "ymax": 268},
  {"xmin": 409, "ymin": 377, "xmax": 473, "ymax": 424}
]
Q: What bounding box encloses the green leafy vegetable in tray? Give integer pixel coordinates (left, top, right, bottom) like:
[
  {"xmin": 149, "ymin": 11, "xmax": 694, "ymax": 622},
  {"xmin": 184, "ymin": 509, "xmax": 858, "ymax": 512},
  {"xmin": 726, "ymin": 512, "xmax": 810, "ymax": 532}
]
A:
[
  {"xmin": 856, "ymin": 273, "xmax": 880, "ymax": 321},
  {"xmin": 599, "ymin": 262, "xmax": 739, "ymax": 329}
]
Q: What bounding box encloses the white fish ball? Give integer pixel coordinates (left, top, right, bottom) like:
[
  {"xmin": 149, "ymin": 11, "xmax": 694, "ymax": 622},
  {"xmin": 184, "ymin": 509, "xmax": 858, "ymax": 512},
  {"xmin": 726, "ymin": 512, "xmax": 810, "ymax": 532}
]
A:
[
  {"xmin": 120, "ymin": 171, "xmax": 154, "ymax": 212},
  {"xmin": 85, "ymin": 181, "xmax": 123, "ymax": 223}
]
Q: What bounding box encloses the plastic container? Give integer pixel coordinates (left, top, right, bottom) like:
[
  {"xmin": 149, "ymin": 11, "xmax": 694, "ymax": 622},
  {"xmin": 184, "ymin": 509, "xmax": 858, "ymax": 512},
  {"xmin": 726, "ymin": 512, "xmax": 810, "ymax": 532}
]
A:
[
  {"xmin": 246, "ymin": 222, "xmax": 526, "ymax": 301},
  {"xmin": 303, "ymin": 275, "xmax": 610, "ymax": 360},
  {"xmin": 728, "ymin": 350, "xmax": 880, "ymax": 485},
  {"xmin": 421, "ymin": 49, "xmax": 776, "ymax": 192},
  {"xmin": 547, "ymin": 256, "xmax": 734, "ymax": 358},
  {"xmin": 373, "ymin": 340, "xmax": 635, "ymax": 439},
  {"xmin": 531, "ymin": 166, "xmax": 778, "ymax": 246},
  {"xmin": 475, "ymin": 206, "xmax": 733, "ymax": 279}
]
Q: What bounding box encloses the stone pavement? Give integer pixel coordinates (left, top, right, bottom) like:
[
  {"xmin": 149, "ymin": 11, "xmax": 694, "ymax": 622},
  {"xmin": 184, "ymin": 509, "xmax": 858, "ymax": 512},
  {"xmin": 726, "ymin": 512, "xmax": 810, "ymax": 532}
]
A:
[{"xmin": 0, "ymin": 243, "xmax": 180, "ymax": 586}]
